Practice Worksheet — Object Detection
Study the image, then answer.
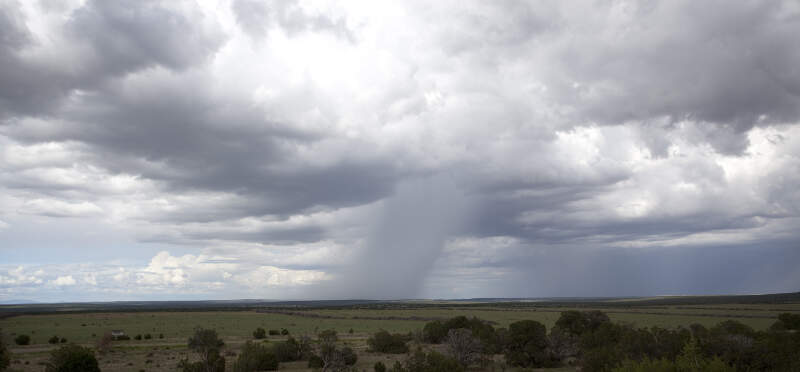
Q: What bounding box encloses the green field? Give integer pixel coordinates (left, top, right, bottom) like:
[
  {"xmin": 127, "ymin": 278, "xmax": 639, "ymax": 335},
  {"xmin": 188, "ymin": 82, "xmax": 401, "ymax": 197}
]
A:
[{"xmin": 1, "ymin": 297, "xmax": 797, "ymax": 372}]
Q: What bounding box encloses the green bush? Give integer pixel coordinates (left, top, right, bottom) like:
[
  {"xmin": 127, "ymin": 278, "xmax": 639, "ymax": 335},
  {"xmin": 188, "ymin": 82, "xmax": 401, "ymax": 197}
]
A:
[
  {"xmin": 374, "ymin": 361, "xmax": 386, "ymax": 372},
  {"xmin": 307, "ymin": 354, "xmax": 323, "ymax": 369},
  {"xmin": 271, "ymin": 336, "xmax": 311, "ymax": 362},
  {"xmin": 391, "ymin": 349, "xmax": 463, "ymax": 372},
  {"xmin": 252, "ymin": 327, "xmax": 266, "ymax": 339},
  {"xmin": 14, "ymin": 334, "xmax": 30, "ymax": 345},
  {"xmin": 179, "ymin": 349, "xmax": 225, "ymax": 372},
  {"xmin": 44, "ymin": 344, "xmax": 100, "ymax": 372},
  {"xmin": 144, "ymin": 334, "xmax": 152, "ymax": 340},
  {"xmin": 49, "ymin": 336, "xmax": 60, "ymax": 344},
  {"xmin": 268, "ymin": 329, "xmax": 280, "ymax": 336},
  {"xmin": 341, "ymin": 346, "xmax": 358, "ymax": 365},
  {"xmin": 233, "ymin": 341, "xmax": 278, "ymax": 371},
  {"xmin": 1, "ymin": 330, "xmax": 10, "ymax": 371},
  {"xmin": 185, "ymin": 328, "xmax": 225, "ymax": 372},
  {"xmin": 134, "ymin": 334, "xmax": 142, "ymax": 340},
  {"xmin": 280, "ymin": 328, "xmax": 289, "ymax": 336},
  {"xmin": 368, "ymin": 330, "xmax": 409, "ymax": 354}
]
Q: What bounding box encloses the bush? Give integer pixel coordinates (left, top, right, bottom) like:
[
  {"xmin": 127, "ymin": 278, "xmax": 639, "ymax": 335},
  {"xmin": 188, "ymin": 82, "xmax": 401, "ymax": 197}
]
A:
[
  {"xmin": 374, "ymin": 361, "xmax": 386, "ymax": 372},
  {"xmin": 393, "ymin": 349, "xmax": 463, "ymax": 372},
  {"xmin": 268, "ymin": 329, "xmax": 280, "ymax": 336},
  {"xmin": 44, "ymin": 344, "xmax": 100, "ymax": 372},
  {"xmin": 14, "ymin": 334, "xmax": 30, "ymax": 346},
  {"xmin": 272, "ymin": 338, "xmax": 300, "ymax": 362},
  {"xmin": 307, "ymin": 354, "xmax": 324, "ymax": 369},
  {"xmin": 253, "ymin": 327, "xmax": 266, "ymax": 339},
  {"xmin": 281, "ymin": 328, "xmax": 289, "ymax": 336},
  {"xmin": 233, "ymin": 341, "xmax": 278, "ymax": 372},
  {"xmin": 422, "ymin": 320, "xmax": 447, "ymax": 344},
  {"xmin": 179, "ymin": 349, "xmax": 225, "ymax": 372},
  {"xmin": 504, "ymin": 320, "xmax": 551, "ymax": 368},
  {"xmin": 341, "ymin": 346, "xmax": 358, "ymax": 365},
  {"xmin": 134, "ymin": 334, "xmax": 142, "ymax": 340},
  {"xmin": 144, "ymin": 334, "xmax": 152, "ymax": 340},
  {"xmin": 1, "ymin": 330, "xmax": 10, "ymax": 371},
  {"xmin": 49, "ymin": 336, "xmax": 60, "ymax": 344},
  {"xmin": 368, "ymin": 330, "xmax": 409, "ymax": 354},
  {"xmin": 186, "ymin": 328, "xmax": 225, "ymax": 372},
  {"xmin": 60, "ymin": 338, "xmax": 67, "ymax": 343}
]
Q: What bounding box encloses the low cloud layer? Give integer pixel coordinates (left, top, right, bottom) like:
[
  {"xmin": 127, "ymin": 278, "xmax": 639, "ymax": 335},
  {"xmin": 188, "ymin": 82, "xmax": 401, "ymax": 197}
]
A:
[{"xmin": 1, "ymin": 0, "xmax": 799, "ymax": 302}]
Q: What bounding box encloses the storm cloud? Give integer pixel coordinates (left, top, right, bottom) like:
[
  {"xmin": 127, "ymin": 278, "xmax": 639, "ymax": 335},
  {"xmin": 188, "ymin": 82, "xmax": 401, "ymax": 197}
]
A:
[{"xmin": 1, "ymin": 0, "xmax": 798, "ymax": 302}]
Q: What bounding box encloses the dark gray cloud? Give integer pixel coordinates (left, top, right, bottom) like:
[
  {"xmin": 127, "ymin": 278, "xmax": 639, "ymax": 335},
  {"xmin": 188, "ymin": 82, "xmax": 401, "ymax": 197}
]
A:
[
  {"xmin": 540, "ymin": 1, "xmax": 800, "ymax": 153},
  {"xmin": 1, "ymin": 0, "xmax": 799, "ymax": 301}
]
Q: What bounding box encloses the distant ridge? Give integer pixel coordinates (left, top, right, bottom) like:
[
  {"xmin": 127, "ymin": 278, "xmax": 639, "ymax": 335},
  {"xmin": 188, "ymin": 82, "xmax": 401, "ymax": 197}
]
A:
[{"xmin": 1, "ymin": 292, "xmax": 797, "ymax": 316}]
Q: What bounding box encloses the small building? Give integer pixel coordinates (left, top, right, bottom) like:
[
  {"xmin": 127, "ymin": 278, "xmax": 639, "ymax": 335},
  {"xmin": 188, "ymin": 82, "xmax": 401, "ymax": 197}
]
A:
[{"xmin": 110, "ymin": 330, "xmax": 126, "ymax": 340}]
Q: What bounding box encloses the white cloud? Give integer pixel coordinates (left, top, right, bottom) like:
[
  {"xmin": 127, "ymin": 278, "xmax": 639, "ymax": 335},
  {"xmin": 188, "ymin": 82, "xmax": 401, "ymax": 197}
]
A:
[{"xmin": 51, "ymin": 275, "xmax": 76, "ymax": 286}]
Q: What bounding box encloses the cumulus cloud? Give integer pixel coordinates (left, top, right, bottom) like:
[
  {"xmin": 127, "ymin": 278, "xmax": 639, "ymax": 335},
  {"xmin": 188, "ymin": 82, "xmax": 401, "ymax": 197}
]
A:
[{"xmin": 0, "ymin": 0, "xmax": 799, "ymax": 301}]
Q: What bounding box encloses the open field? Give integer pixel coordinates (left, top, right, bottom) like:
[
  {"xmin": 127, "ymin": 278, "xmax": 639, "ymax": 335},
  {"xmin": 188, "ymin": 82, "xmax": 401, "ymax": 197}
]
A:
[{"xmin": 1, "ymin": 293, "xmax": 798, "ymax": 371}]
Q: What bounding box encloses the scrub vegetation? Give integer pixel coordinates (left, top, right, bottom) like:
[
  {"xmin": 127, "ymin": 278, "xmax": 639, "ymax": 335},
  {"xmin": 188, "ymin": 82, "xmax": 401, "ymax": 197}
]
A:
[{"xmin": 0, "ymin": 294, "xmax": 799, "ymax": 371}]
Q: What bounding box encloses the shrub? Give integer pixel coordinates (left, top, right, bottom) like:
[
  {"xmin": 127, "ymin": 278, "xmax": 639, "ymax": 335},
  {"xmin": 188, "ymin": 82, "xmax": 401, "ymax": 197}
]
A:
[
  {"xmin": 44, "ymin": 344, "xmax": 100, "ymax": 372},
  {"xmin": 144, "ymin": 334, "xmax": 152, "ymax": 340},
  {"xmin": 341, "ymin": 346, "xmax": 358, "ymax": 365},
  {"xmin": 272, "ymin": 339, "xmax": 299, "ymax": 362},
  {"xmin": 159, "ymin": 333, "xmax": 164, "ymax": 339},
  {"xmin": 233, "ymin": 341, "xmax": 278, "ymax": 372},
  {"xmin": 179, "ymin": 349, "xmax": 225, "ymax": 372},
  {"xmin": 374, "ymin": 361, "xmax": 386, "ymax": 372},
  {"xmin": 268, "ymin": 329, "xmax": 280, "ymax": 336},
  {"xmin": 253, "ymin": 327, "xmax": 266, "ymax": 339},
  {"xmin": 394, "ymin": 349, "xmax": 463, "ymax": 372},
  {"xmin": 134, "ymin": 334, "xmax": 142, "ymax": 341},
  {"xmin": 49, "ymin": 336, "xmax": 60, "ymax": 344},
  {"xmin": 307, "ymin": 354, "xmax": 324, "ymax": 369},
  {"xmin": 185, "ymin": 328, "xmax": 225, "ymax": 372},
  {"xmin": 60, "ymin": 338, "xmax": 66, "ymax": 343},
  {"xmin": 1, "ymin": 330, "xmax": 10, "ymax": 371},
  {"xmin": 422, "ymin": 320, "xmax": 447, "ymax": 343},
  {"xmin": 504, "ymin": 320, "xmax": 551, "ymax": 368},
  {"xmin": 14, "ymin": 335, "xmax": 30, "ymax": 346},
  {"xmin": 444, "ymin": 328, "xmax": 482, "ymax": 367},
  {"xmin": 280, "ymin": 328, "xmax": 289, "ymax": 336},
  {"xmin": 368, "ymin": 330, "xmax": 409, "ymax": 354}
]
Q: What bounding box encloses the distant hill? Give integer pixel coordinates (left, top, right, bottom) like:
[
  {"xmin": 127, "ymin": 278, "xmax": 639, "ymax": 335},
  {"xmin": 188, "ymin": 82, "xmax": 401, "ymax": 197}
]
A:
[{"xmin": 1, "ymin": 292, "xmax": 797, "ymax": 315}]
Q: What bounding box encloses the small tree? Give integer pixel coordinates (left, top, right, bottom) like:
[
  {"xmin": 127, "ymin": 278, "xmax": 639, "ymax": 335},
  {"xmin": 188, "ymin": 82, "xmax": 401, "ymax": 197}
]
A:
[
  {"xmin": 14, "ymin": 334, "xmax": 30, "ymax": 345},
  {"xmin": 44, "ymin": 344, "xmax": 100, "ymax": 372},
  {"xmin": 445, "ymin": 328, "xmax": 483, "ymax": 367},
  {"xmin": 1, "ymin": 329, "xmax": 11, "ymax": 371},
  {"xmin": 184, "ymin": 327, "xmax": 225, "ymax": 372},
  {"xmin": 367, "ymin": 330, "xmax": 409, "ymax": 354},
  {"xmin": 505, "ymin": 320, "xmax": 550, "ymax": 368},
  {"xmin": 233, "ymin": 341, "xmax": 278, "ymax": 371},
  {"xmin": 253, "ymin": 327, "xmax": 266, "ymax": 339}
]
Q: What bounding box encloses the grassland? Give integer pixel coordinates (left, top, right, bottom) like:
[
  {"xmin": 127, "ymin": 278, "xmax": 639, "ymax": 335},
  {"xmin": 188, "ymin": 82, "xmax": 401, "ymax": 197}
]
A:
[{"xmin": 1, "ymin": 294, "xmax": 798, "ymax": 371}]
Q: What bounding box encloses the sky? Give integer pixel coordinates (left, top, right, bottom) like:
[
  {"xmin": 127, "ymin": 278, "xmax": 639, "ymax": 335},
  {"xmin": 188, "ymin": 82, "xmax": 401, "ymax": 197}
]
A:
[{"xmin": 1, "ymin": 0, "xmax": 799, "ymax": 303}]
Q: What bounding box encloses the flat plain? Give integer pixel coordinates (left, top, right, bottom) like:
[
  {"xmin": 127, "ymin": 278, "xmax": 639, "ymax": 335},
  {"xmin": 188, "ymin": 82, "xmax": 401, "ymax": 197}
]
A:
[{"xmin": 2, "ymin": 294, "xmax": 799, "ymax": 371}]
